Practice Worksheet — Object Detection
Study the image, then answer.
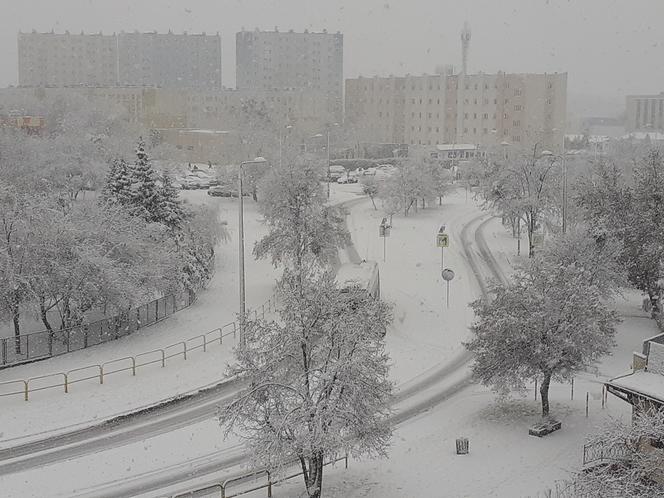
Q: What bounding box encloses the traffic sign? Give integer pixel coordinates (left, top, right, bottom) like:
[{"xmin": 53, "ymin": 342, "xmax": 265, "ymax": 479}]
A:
[{"xmin": 437, "ymin": 233, "xmax": 449, "ymax": 248}]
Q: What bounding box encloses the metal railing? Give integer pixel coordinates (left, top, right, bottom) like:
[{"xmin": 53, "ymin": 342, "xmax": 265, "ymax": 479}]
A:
[
  {"xmin": 1, "ymin": 291, "xmax": 195, "ymax": 368},
  {"xmin": 173, "ymin": 454, "xmax": 348, "ymax": 498},
  {"xmin": 0, "ymin": 293, "xmax": 279, "ymax": 402},
  {"xmin": 582, "ymin": 440, "xmax": 629, "ymax": 467}
]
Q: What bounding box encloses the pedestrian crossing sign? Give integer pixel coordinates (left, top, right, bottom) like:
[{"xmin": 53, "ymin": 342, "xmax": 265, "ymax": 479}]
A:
[{"xmin": 437, "ymin": 233, "xmax": 449, "ymax": 248}]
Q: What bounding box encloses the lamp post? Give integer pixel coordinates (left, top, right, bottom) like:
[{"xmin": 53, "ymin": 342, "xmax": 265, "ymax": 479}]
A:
[
  {"xmin": 312, "ymin": 123, "xmax": 339, "ymax": 199},
  {"xmin": 279, "ymin": 124, "xmax": 293, "ymax": 168},
  {"xmin": 541, "ymin": 150, "xmax": 567, "ymax": 234},
  {"xmin": 238, "ymin": 156, "xmax": 267, "ymax": 345}
]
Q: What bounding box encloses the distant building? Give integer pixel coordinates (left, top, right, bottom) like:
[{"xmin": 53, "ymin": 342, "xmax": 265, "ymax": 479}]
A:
[
  {"xmin": 236, "ymin": 28, "xmax": 343, "ymax": 122},
  {"xmin": 18, "ymin": 30, "xmax": 117, "ymax": 87},
  {"xmin": 345, "ymin": 71, "xmax": 567, "ymax": 154},
  {"xmin": 117, "ymin": 31, "xmax": 221, "ymax": 89},
  {"xmin": 17, "ymin": 30, "xmax": 221, "ymax": 89},
  {"xmin": 0, "ymin": 114, "xmax": 45, "ymax": 135},
  {"xmin": 626, "ymin": 92, "xmax": 664, "ymax": 133}
]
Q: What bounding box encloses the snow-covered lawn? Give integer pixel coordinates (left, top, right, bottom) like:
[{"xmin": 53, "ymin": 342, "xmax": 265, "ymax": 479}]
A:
[{"xmin": 0, "ymin": 192, "xmax": 280, "ymax": 444}]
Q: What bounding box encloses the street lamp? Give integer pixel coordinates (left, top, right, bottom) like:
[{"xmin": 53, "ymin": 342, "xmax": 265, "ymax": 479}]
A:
[
  {"xmin": 238, "ymin": 156, "xmax": 267, "ymax": 346},
  {"xmin": 541, "ymin": 150, "xmax": 567, "ymax": 234},
  {"xmin": 279, "ymin": 124, "xmax": 293, "ymax": 168},
  {"xmin": 312, "ymin": 123, "xmax": 339, "ymax": 199}
]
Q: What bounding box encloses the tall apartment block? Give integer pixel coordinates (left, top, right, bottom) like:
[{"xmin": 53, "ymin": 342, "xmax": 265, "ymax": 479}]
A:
[
  {"xmin": 345, "ymin": 71, "xmax": 567, "ymax": 154},
  {"xmin": 236, "ymin": 28, "xmax": 343, "ymax": 122},
  {"xmin": 626, "ymin": 93, "xmax": 664, "ymax": 132},
  {"xmin": 117, "ymin": 31, "xmax": 221, "ymax": 88},
  {"xmin": 18, "ymin": 31, "xmax": 117, "ymax": 87},
  {"xmin": 17, "ymin": 30, "xmax": 221, "ymax": 89}
]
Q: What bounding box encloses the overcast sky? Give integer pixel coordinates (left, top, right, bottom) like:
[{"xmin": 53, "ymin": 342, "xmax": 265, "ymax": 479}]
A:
[{"xmin": 2, "ymin": 0, "xmax": 663, "ymax": 112}]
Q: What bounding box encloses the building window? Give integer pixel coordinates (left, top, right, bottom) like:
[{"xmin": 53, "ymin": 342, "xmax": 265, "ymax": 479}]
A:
[
  {"xmin": 514, "ymin": 89, "xmax": 522, "ymax": 96},
  {"xmin": 473, "ymin": 113, "xmax": 477, "ymax": 119},
  {"xmin": 512, "ymin": 135, "xmax": 521, "ymax": 142},
  {"xmin": 513, "ymin": 120, "xmax": 521, "ymax": 127},
  {"xmin": 483, "ymin": 113, "xmax": 489, "ymax": 119},
  {"xmin": 473, "ymin": 128, "xmax": 477, "ymax": 134},
  {"xmin": 483, "ymin": 128, "xmax": 488, "ymax": 134},
  {"xmin": 464, "ymin": 113, "xmax": 469, "ymax": 119},
  {"xmin": 428, "ymin": 113, "xmax": 432, "ymax": 118},
  {"xmin": 514, "ymin": 105, "xmax": 523, "ymax": 111}
]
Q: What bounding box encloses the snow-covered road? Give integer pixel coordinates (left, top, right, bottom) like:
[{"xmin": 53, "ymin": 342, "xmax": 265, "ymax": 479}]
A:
[{"xmin": 0, "ymin": 188, "xmax": 508, "ymax": 497}]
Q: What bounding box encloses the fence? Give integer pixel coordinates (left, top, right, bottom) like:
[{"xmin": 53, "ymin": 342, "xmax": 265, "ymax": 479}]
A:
[
  {"xmin": 1, "ymin": 291, "xmax": 195, "ymax": 368},
  {"xmin": 172, "ymin": 454, "xmax": 349, "ymax": 498},
  {"xmin": 0, "ymin": 293, "xmax": 279, "ymax": 402},
  {"xmin": 582, "ymin": 440, "xmax": 629, "ymax": 467}
]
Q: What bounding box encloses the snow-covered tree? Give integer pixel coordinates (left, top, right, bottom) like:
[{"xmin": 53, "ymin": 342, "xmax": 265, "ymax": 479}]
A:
[
  {"xmin": 254, "ymin": 155, "xmax": 350, "ymax": 270},
  {"xmin": 576, "ymin": 150, "xmax": 664, "ymax": 314},
  {"xmin": 0, "ymin": 184, "xmax": 38, "ymax": 352},
  {"xmin": 221, "ymin": 267, "xmax": 393, "ymax": 498},
  {"xmin": 478, "ymin": 151, "xmax": 562, "ymax": 256},
  {"xmin": 570, "ymin": 409, "xmax": 664, "ymax": 497},
  {"xmin": 128, "ymin": 137, "xmax": 162, "ymax": 222},
  {"xmin": 465, "ymin": 255, "xmax": 619, "ymax": 418},
  {"xmin": 100, "ymin": 158, "xmax": 133, "ymax": 207},
  {"xmin": 157, "ymin": 172, "xmax": 185, "ymax": 230},
  {"xmin": 540, "ymin": 226, "xmax": 626, "ymax": 299}
]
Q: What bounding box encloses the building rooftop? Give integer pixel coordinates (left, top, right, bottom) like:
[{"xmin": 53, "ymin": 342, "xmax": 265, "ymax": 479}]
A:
[{"xmin": 607, "ymin": 370, "xmax": 664, "ymax": 404}]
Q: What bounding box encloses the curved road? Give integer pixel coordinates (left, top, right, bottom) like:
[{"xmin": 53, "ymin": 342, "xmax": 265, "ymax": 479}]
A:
[{"xmin": 0, "ymin": 198, "xmax": 509, "ymax": 498}]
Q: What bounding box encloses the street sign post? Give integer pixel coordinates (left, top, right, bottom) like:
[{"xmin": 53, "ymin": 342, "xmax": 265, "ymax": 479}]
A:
[
  {"xmin": 436, "ymin": 225, "xmax": 449, "ymax": 270},
  {"xmin": 379, "ymin": 218, "xmax": 391, "ymax": 262},
  {"xmin": 441, "ymin": 268, "xmax": 455, "ymax": 309}
]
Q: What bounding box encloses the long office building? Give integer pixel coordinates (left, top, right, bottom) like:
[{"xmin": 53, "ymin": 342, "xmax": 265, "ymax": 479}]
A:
[
  {"xmin": 17, "ymin": 30, "xmax": 222, "ymax": 89},
  {"xmin": 345, "ymin": 71, "xmax": 567, "ymax": 153},
  {"xmin": 626, "ymin": 92, "xmax": 664, "ymax": 132},
  {"xmin": 236, "ymin": 28, "xmax": 343, "ymax": 122}
]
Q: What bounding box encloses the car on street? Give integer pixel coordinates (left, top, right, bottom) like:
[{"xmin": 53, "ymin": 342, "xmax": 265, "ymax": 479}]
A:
[
  {"xmin": 328, "ymin": 165, "xmax": 347, "ymax": 181},
  {"xmin": 207, "ymin": 184, "xmax": 251, "ymax": 197},
  {"xmin": 207, "ymin": 184, "xmax": 236, "ymax": 197},
  {"xmin": 337, "ymin": 175, "xmax": 358, "ymax": 184}
]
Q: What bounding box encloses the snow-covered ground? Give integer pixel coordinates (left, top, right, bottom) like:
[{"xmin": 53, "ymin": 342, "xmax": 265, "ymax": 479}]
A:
[
  {"xmin": 0, "ymin": 186, "xmax": 658, "ymax": 498},
  {"xmin": 0, "ymin": 191, "xmax": 280, "ymax": 444}
]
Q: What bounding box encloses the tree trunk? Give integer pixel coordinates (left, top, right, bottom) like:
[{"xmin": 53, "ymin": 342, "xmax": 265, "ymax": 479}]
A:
[
  {"xmin": 303, "ymin": 453, "xmax": 324, "ymax": 498},
  {"xmin": 649, "ymin": 291, "xmax": 660, "ymax": 319},
  {"xmin": 12, "ymin": 309, "xmax": 21, "ymax": 355},
  {"xmin": 10, "ymin": 291, "xmax": 21, "ymax": 354},
  {"xmin": 540, "ymin": 372, "xmax": 552, "ymax": 418},
  {"xmin": 369, "ymin": 195, "xmax": 377, "ymax": 210},
  {"xmin": 39, "ymin": 297, "xmax": 55, "ymax": 355}
]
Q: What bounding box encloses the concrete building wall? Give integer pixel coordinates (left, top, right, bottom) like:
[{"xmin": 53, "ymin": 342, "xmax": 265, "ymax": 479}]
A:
[
  {"xmin": 117, "ymin": 32, "xmax": 221, "ymax": 89},
  {"xmin": 236, "ymin": 29, "xmax": 343, "ymax": 122},
  {"xmin": 345, "ymin": 71, "xmax": 567, "ymax": 154},
  {"xmin": 154, "ymin": 128, "xmax": 242, "ymax": 165},
  {"xmin": 17, "ymin": 31, "xmax": 221, "ymax": 89},
  {"xmin": 344, "ymin": 76, "xmax": 405, "ymax": 145},
  {"xmin": 626, "ymin": 93, "xmax": 664, "ymax": 132},
  {"xmin": 18, "ymin": 31, "xmax": 117, "ymax": 87}
]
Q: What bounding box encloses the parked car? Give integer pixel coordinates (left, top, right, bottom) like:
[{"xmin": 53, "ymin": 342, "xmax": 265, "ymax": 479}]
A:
[
  {"xmin": 207, "ymin": 184, "xmax": 238, "ymax": 197},
  {"xmin": 185, "ymin": 174, "xmax": 210, "ymax": 189},
  {"xmin": 337, "ymin": 175, "xmax": 358, "ymax": 184},
  {"xmin": 181, "ymin": 177, "xmax": 202, "ymax": 189},
  {"xmin": 328, "ymin": 165, "xmax": 347, "ymax": 181}
]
